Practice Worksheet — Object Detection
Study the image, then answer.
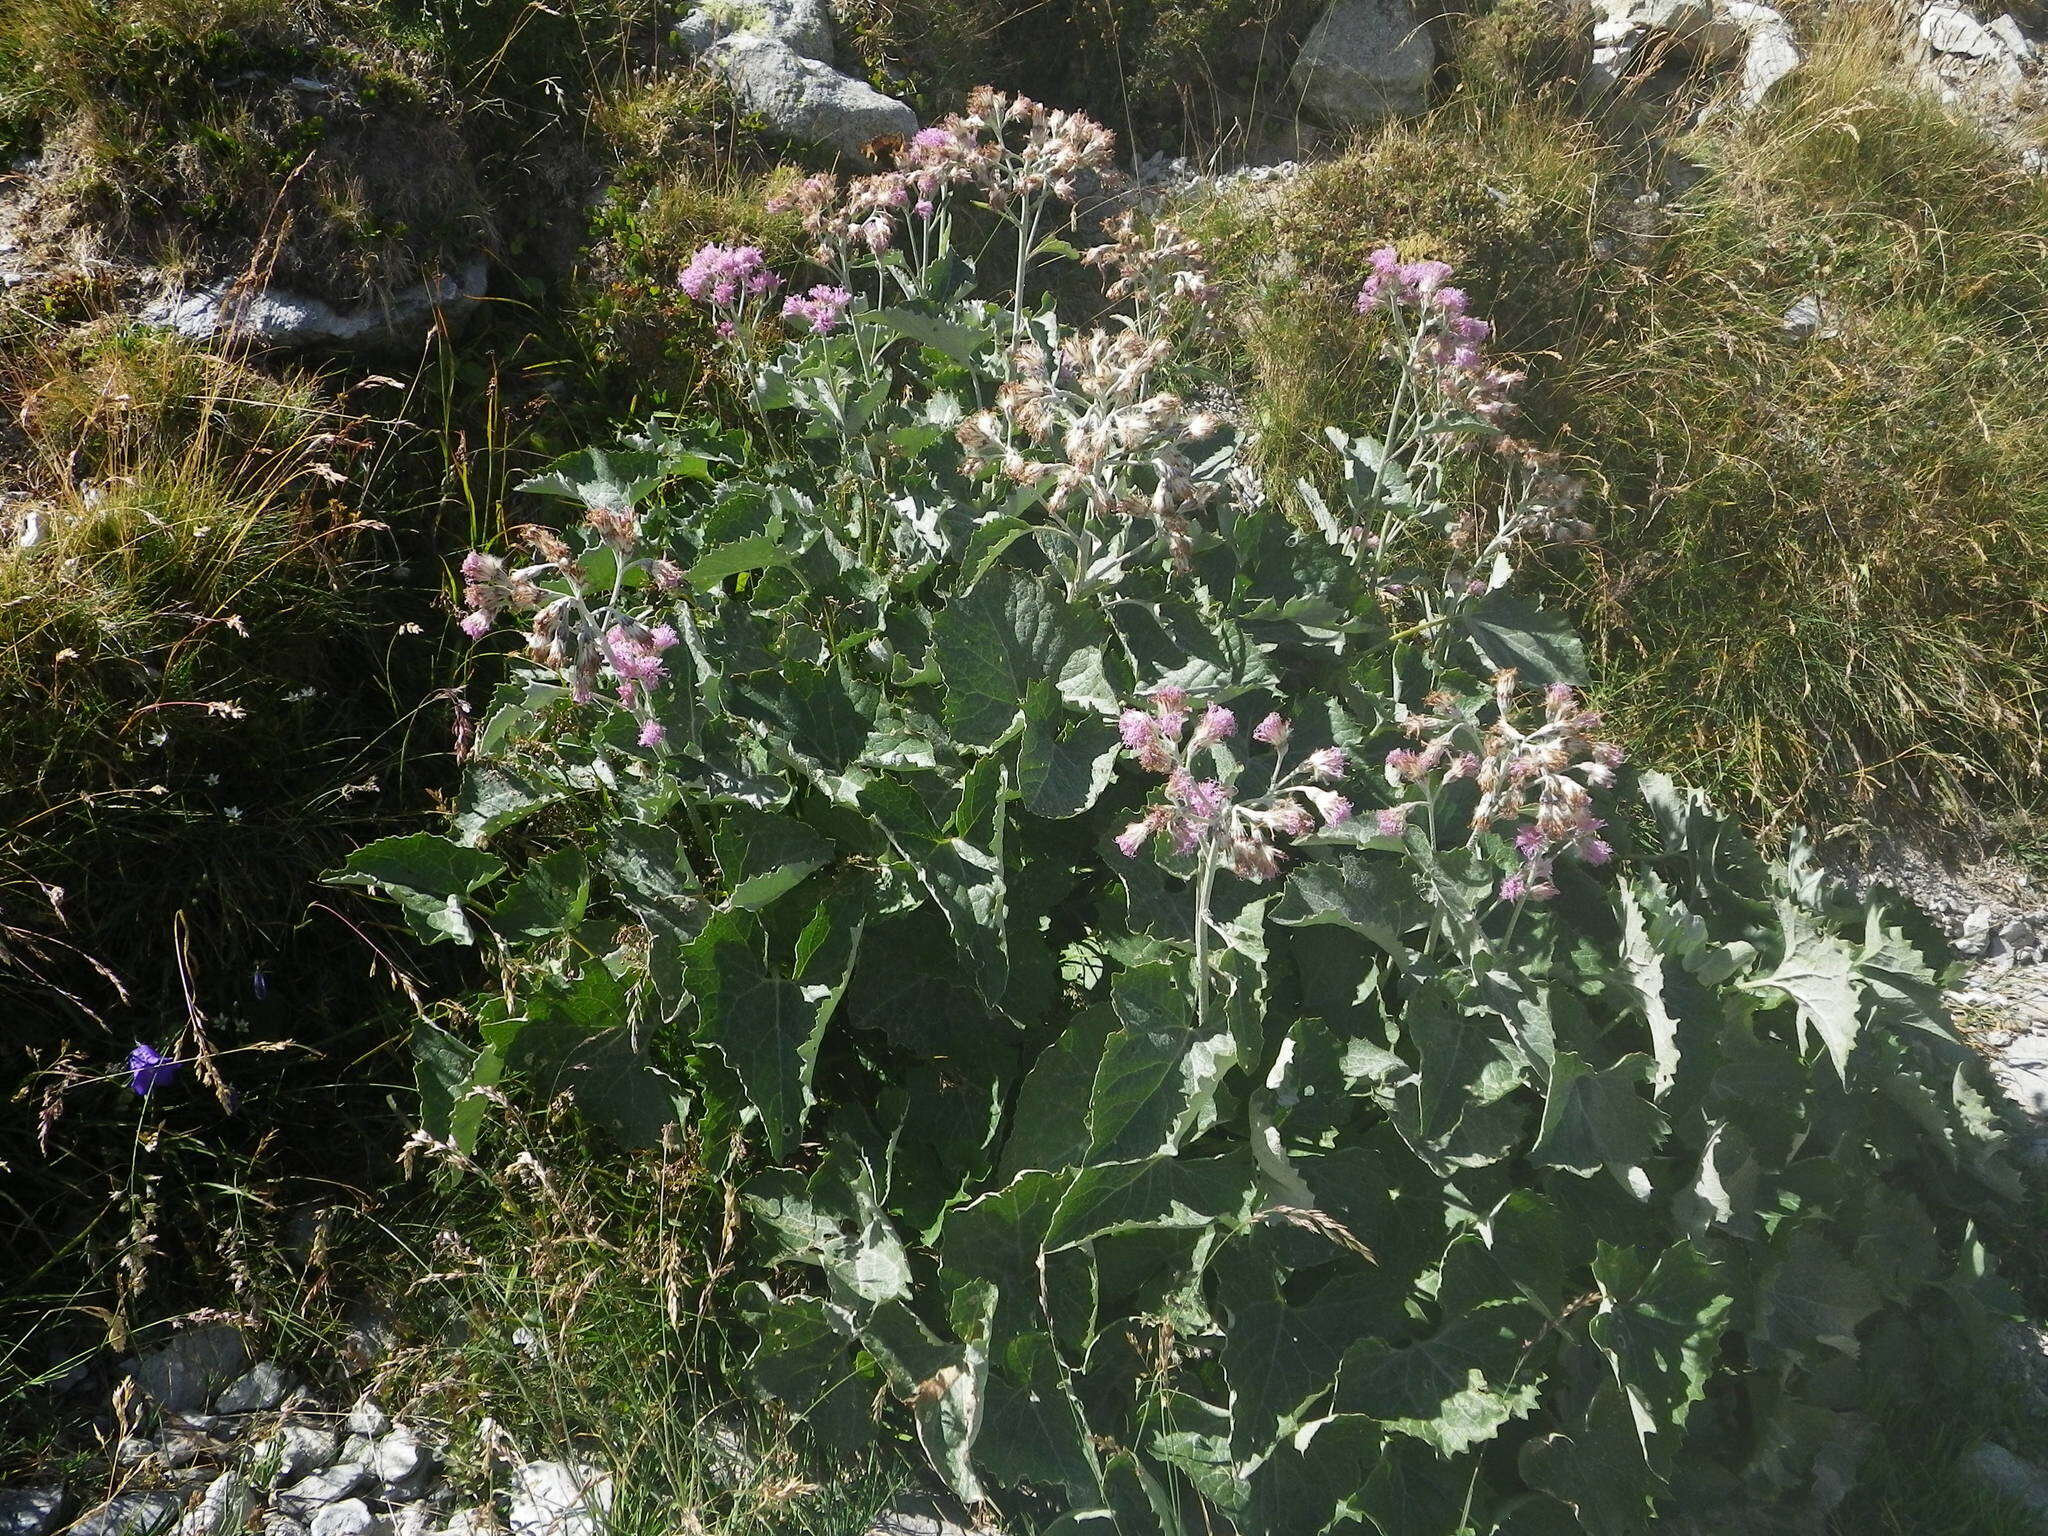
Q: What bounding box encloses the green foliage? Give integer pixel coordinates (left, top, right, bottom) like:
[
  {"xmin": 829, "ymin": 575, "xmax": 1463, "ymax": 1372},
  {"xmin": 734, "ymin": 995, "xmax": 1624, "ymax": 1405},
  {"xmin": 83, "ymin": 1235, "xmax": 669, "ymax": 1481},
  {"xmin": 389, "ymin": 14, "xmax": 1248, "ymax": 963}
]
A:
[
  {"xmin": 1177, "ymin": 3, "xmax": 2048, "ymax": 833},
  {"xmin": 352, "ymin": 143, "xmax": 2033, "ymax": 1532}
]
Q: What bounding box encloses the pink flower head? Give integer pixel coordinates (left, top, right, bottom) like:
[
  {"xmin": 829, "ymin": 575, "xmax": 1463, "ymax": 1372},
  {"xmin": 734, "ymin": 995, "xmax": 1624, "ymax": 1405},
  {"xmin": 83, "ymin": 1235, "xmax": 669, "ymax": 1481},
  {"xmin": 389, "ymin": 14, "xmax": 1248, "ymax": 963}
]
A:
[
  {"xmin": 1375, "ymin": 805, "xmax": 1411, "ymax": 838},
  {"xmin": 1385, "ymin": 748, "xmax": 1420, "ymax": 782},
  {"xmin": 1253, "ymin": 712, "xmax": 1289, "ymax": 747},
  {"xmin": 1514, "ymin": 824, "xmax": 1548, "ymax": 861},
  {"xmin": 1189, "ymin": 705, "xmax": 1237, "ymax": 750},
  {"xmin": 650, "ymin": 624, "xmax": 679, "ymax": 651},
  {"xmin": 1498, "ymin": 873, "xmax": 1527, "ymax": 902},
  {"xmin": 638, "ymin": 719, "xmax": 667, "ymax": 749},
  {"xmin": 1307, "ymin": 746, "xmax": 1348, "ymax": 783},
  {"xmin": 782, "ymin": 283, "xmax": 855, "ymax": 335},
  {"xmin": 1115, "ymin": 819, "xmax": 1151, "ymax": 858},
  {"xmin": 459, "ymin": 610, "xmax": 493, "ymax": 640},
  {"xmin": 680, "ymin": 243, "xmax": 780, "ymax": 309}
]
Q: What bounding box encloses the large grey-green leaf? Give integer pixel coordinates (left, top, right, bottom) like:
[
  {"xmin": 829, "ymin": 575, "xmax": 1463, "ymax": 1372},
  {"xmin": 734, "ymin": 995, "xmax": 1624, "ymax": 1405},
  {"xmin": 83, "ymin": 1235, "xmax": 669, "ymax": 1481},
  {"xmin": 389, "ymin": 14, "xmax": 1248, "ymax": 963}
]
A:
[
  {"xmin": 685, "ymin": 910, "xmax": 843, "ymax": 1158},
  {"xmin": 714, "ymin": 810, "xmax": 835, "ymax": 911},
  {"xmin": 1529, "ymin": 1051, "xmax": 1666, "ymax": 1198},
  {"xmin": 1743, "ymin": 901, "xmax": 1863, "ymax": 1080},
  {"xmin": 1455, "ymin": 589, "xmax": 1588, "ymax": 685},
  {"xmin": 329, "ymin": 832, "xmax": 505, "ymax": 946},
  {"xmin": 1016, "ymin": 680, "xmax": 1120, "ymax": 819},
  {"xmin": 935, "ymin": 569, "xmax": 1116, "ymax": 745},
  {"xmin": 1335, "ymin": 1305, "xmax": 1540, "ymax": 1456},
  {"xmin": 1588, "ymin": 1240, "xmax": 1732, "ymax": 1464},
  {"xmin": 1273, "ymin": 853, "xmax": 1424, "ymax": 962}
]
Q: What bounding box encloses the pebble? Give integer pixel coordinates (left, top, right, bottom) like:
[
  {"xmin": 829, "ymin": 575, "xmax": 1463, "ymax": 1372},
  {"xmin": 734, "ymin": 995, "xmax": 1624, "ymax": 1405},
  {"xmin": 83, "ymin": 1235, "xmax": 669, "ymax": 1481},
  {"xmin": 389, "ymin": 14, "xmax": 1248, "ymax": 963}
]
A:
[
  {"xmin": 128, "ymin": 1326, "xmax": 250, "ymax": 1414},
  {"xmin": 115, "ymin": 1437, "xmax": 158, "ymax": 1468},
  {"xmin": 309, "ymin": 1501, "xmax": 384, "ymax": 1536},
  {"xmin": 0, "ymin": 1488, "xmax": 66, "ymax": 1536},
  {"xmin": 1963, "ymin": 1442, "xmax": 2048, "ymax": 1524},
  {"xmin": 174, "ymin": 1473, "xmax": 252, "ymax": 1536},
  {"xmin": 344, "ymin": 1401, "xmax": 389, "ymax": 1439},
  {"xmin": 277, "ymin": 1464, "xmax": 372, "ymax": 1510},
  {"xmin": 507, "ymin": 1463, "xmax": 612, "ymax": 1536},
  {"xmin": 72, "ymin": 1494, "xmax": 183, "ymax": 1536},
  {"xmin": 216, "ymin": 1363, "xmax": 294, "ymax": 1416},
  {"xmin": 259, "ymin": 1425, "xmax": 338, "ymax": 1482},
  {"xmin": 370, "ymin": 1430, "xmax": 436, "ymax": 1498},
  {"xmin": 263, "ymin": 1519, "xmax": 309, "ymax": 1536}
]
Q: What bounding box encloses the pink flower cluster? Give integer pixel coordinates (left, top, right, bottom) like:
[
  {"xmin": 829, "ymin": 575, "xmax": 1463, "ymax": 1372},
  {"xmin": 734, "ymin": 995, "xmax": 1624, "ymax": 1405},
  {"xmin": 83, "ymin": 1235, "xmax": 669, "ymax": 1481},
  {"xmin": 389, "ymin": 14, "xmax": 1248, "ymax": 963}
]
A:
[
  {"xmin": 679, "ymin": 243, "xmax": 782, "ymax": 335},
  {"xmin": 604, "ymin": 622, "xmax": 678, "ymax": 704},
  {"xmin": 1114, "ymin": 691, "xmax": 1350, "ymax": 882},
  {"xmin": 454, "ymin": 526, "xmax": 680, "ymax": 753},
  {"xmin": 781, "ymin": 283, "xmax": 854, "ymax": 335},
  {"xmin": 769, "ymin": 91, "xmax": 1117, "ymax": 269},
  {"xmin": 1355, "ymin": 247, "xmax": 1522, "ymax": 427},
  {"xmin": 1382, "ymin": 674, "xmax": 1624, "ymax": 903}
]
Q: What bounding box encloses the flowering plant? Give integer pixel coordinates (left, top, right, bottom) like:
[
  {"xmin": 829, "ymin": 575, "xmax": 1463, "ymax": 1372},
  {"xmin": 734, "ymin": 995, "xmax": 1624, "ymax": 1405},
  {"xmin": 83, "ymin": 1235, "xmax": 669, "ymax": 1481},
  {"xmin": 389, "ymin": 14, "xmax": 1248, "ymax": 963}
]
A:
[{"xmin": 339, "ymin": 99, "xmax": 2024, "ymax": 1536}]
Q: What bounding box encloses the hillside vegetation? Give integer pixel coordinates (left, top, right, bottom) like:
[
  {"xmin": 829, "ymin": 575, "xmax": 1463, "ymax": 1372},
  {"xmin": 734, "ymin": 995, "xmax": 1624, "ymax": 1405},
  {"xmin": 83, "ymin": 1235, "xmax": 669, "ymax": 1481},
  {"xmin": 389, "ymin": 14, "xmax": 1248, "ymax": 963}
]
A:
[{"xmin": 4, "ymin": 1, "xmax": 2048, "ymax": 1534}]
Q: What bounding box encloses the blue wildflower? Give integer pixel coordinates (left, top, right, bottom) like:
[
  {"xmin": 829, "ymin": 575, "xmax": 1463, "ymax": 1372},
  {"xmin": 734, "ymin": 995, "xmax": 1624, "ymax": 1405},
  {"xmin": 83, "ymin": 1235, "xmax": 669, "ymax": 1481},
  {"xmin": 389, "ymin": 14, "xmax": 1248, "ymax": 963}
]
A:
[{"xmin": 128, "ymin": 1043, "xmax": 180, "ymax": 1097}]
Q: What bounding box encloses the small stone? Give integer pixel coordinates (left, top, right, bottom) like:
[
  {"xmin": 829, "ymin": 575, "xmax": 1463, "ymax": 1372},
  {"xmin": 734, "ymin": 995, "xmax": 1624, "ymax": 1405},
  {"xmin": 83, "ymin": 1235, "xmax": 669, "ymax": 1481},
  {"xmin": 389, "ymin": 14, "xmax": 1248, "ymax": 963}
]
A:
[
  {"xmin": 158, "ymin": 1424, "xmax": 229, "ymax": 1472},
  {"xmin": 0, "ymin": 1488, "xmax": 67, "ymax": 1536},
  {"xmin": 276, "ymin": 1464, "xmax": 372, "ymax": 1511},
  {"xmin": 506, "ymin": 1463, "xmax": 613, "ymax": 1536},
  {"xmin": 215, "ymin": 1364, "xmax": 293, "ymax": 1416},
  {"xmin": 174, "ymin": 1473, "xmax": 252, "ymax": 1536},
  {"xmin": 343, "ymin": 1401, "xmax": 389, "ymax": 1439},
  {"xmin": 1960, "ymin": 905, "xmax": 1996, "ymax": 958},
  {"xmin": 129, "ymin": 1325, "xmax": 250, "ymax": 1413},
  {"xmin": 1288, "ymin": 0, "xmax": 1435, "ymax": 127},
  {"xmin": 675, "ymin": 0, "xmax": 834, "ymax": 62},
  {"xmin": 308, "ymin": 1502, "xmax": 383, "ymax": 1536},
  {"xmin": 71, "ymin": 1495, "xmax": 183, "ymax": 1536},
  {"xmin": 1780, "ymin": 294, "xmax": 1836, "ymax": 340},
  {"xmin": 258, "ymin": 1426, "xmax": 338, "ymax": 1483},
  {"xmin": 370, "ymin": 1430, "xmax": 436, "ymax": 1498},
  {"xmin": 1964, "ymin": 1441, "xmax": 2048, "ymax": 1521},
  {"xmin": 699, "ymin": 35, "xmax": 916, "ymax": 157},
  {"xmin": 864, "ymin": 1505, "xmax": 987, "ymax": 1536},
  {"xmin": 262, "ymin": 1518, "xmax": 308, "ymax": 1536},
  {"xmin": 115, "ymin": 1437, "xmax": 158, "ymax": 1468},
  {"xmin": 383, "ymin": 1507, "xmax": 433, "ymax": 1536}
]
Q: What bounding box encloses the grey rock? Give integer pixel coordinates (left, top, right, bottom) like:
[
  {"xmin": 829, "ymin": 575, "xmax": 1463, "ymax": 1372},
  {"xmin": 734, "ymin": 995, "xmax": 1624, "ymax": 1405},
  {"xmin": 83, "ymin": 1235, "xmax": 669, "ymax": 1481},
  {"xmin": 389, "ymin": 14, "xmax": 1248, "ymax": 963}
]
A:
[
  {"xmin": 343, "ymin": 1403, "xmax": 388, "ymax": 1440},
  {"xmin": 1589, "ymin": 0, "xmax": 1800, "ymax": 110},
  {"xmin": 865, "ymin": 1506, "xmax": 988, "ymax": 1536},
  {"xmin": 700, "ymin": 35, "xmax": 916, "ymax": 156},
  {"xmin": 1965, "ymin": 1442, "xmax": 2048, "ymax": 1523},
  {"xmin": 676, "ymin": 0, "xmax": 833, "ymax": 63},
  {"xmin": 0, "ymin": 1488, "xmax": 67, "ymax": 1536},
  {"xmin": 158, "ymin": 1428, "xmax": 223, "ymax": 1471},
  {"xmin": 215, "ymin": 1364, "xmax": 293, "ymax": 1416},
  {"xmin": 506, "ymin": 1462, "xmax": 613, "ymax": 1536},
  {"xmin": 369, "ymin": 1430, "xmax": 436, "ymax": 1498},
  {"xmin": 256, "ymin": 1426, "xmax": 338, "ymax": 1483},
  {"xmin": 139, "ymin": 260, "xmax": 487, "ymax": 353},
  {"xmin": 130, "ymin": 1325, "xmax": 250, "ymax": 1413},
  {"xmin": 174, "ymin": 1474, "xmax": 252, "ymax": 1536},
  {"xmin": 261, "ymin": 1519, "xmax": 308, "ymax": 1536},
  {"xmin": 339, "ymin": 1304, "xmax": 401, "ymax": 1377},
  {"xmin": 1288, "ymin": 0, "xmax": 1435, "ymax": 127},
  {"xmin": 276, "ymin": 1465, "xmax": 372, "ymax": 1511},
  {"xmin": 1960, "ymin": 904, "xmax": 1996, "ymax": 957},
  {"xmin": 337, "ymin": 1439, "xmax": 373, "ymax": 1471},
  {"xmin": 381, "ymin": 1508, "xmax": 432, "ymax": 1536},
  {"xmin": 307, "ymin": 1503, "xmax": 382, "ymax": 1536},
  {"xmin": 1780, "ymin": 294, "xmax": 1834, "ymax": 338},
  {"xmin": 115, "ymin": 1438, "xmax": 158, "ymax": 1469},
  {"xmin": 71, "ymin": 1495, "xmax": 183, "ymax": 1536},
  {"xmin": 1994, "ymin": 1035, "xmax": 2048, "ymax": 1116}
]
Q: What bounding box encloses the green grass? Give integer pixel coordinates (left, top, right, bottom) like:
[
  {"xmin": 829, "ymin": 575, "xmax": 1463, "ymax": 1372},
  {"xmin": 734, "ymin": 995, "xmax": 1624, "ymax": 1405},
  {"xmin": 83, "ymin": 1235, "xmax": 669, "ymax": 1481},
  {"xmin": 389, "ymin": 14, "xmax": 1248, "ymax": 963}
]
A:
[
  {"xmin": 1177, "ymin": 0, "xmax": 2048, "ymax": 838},
  {"xmin": 363, "ymin": 1105, "xmax": 914, "ymax": 1536}
]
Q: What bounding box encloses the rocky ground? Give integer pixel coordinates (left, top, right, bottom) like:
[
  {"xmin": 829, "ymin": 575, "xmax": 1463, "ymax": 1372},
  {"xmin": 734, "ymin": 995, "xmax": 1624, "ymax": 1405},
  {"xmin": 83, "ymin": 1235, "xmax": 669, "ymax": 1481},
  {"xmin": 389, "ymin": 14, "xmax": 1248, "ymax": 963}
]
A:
[{"xmin": 0, "ymin": 1322, "xmax": 984, "ymax": 1536}]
